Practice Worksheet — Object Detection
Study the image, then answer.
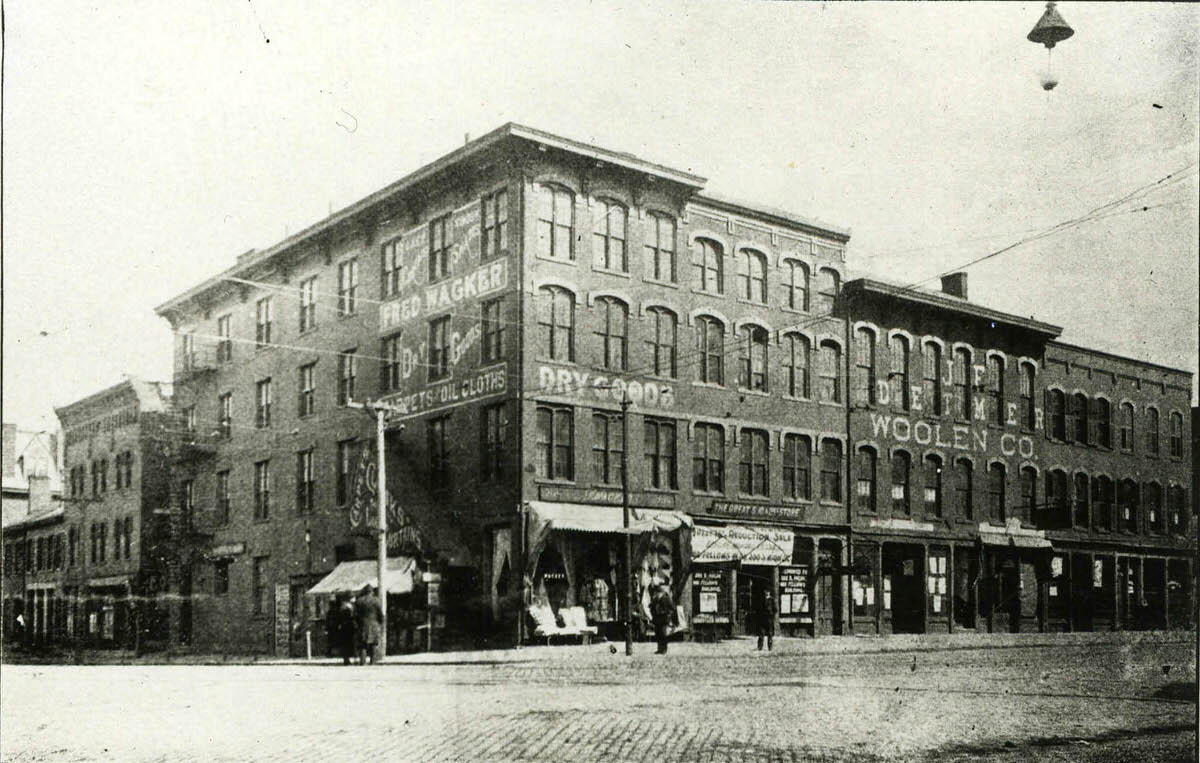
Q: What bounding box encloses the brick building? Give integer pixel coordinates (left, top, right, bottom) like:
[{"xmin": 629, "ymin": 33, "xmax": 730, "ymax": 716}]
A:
[{"xmin": 153, "ymin": 124, "xmax": 1194, "ymax": 653}]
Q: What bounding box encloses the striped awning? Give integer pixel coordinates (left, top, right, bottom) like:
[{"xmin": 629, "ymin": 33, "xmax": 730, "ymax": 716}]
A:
[
  {"xmin": 306, "ymin": 558, "xmax": 416, "ymax": 596},
  {"xmin": 526, "ymin": 502, "xmax": 692, "ymax": 534}
]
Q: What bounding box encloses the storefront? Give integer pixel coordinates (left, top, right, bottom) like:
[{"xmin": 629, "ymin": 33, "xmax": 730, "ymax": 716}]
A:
[{"xmin": 305, "ymin": 557, "xmax": 425, "ymax": 655}]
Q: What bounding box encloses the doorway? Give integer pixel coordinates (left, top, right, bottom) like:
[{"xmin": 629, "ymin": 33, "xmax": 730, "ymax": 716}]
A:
[
  {"xmin": 816, "ymin": 540, "xmax": 844, "ymax": 636},
  {"xmin": 883, "ymin": 543, "xmax": 924, "ymax": 634},
  {"xmin": 736, "ymin": 565, "xmax": 773, "ymax": 636}
]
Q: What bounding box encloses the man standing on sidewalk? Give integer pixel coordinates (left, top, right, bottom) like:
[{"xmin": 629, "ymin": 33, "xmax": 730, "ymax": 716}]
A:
[
  {"xmin": 650, "ymin": 583, "xmax": 674, "ymax": 655},
  {"xmin": 354, "ymin": 585, "xmax": 383, "ymax": 665},
  {"xmin": 756, "ymin": 590, "xmax": 777, "ymax": 652}
]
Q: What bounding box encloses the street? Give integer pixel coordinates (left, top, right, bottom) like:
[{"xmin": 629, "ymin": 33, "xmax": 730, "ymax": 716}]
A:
[{"xmin": 2, "ymin": 632, "xmax": 1196, "ymax": 762}]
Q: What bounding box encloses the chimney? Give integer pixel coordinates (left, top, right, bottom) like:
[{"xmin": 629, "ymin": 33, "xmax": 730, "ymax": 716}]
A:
[
  {"xmin": 941, "ymin": 272, "xmax": 968, "ymax": 300},
  {"xmin": 28, "ymin": 474, "xmax": 53, "ymax": 515},
  {"xmin": 2, "ymin": 423, "xmax": 16, "ymax": 480}
]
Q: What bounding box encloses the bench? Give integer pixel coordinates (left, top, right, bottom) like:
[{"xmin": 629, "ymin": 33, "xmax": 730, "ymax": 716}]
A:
[{"xmin": 527, "ymin": 605, "xmax": 597, "ymax": 645}]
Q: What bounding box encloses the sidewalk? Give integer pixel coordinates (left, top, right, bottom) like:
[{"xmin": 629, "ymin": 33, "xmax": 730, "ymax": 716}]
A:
[{"xmin": 4, "ymin": 628, "xmax": 1193, "ymax": 667}]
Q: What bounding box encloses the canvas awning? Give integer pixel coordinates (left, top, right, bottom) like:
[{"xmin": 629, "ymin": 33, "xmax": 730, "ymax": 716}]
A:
[
  {"xmin": 526, "ymin": 501, "xmax": 693, "ymax": 534},
  {"xmin": 979, "ymin": 533, "xmax": 1052, "ymax": 550},
  {"xmin": 306, "ymin": 557, "xmax": 417, "ymax": 596}
]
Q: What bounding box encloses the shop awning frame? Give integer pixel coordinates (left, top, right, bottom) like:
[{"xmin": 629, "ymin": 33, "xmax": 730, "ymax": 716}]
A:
[
  {"xmin": 306, "ymin": 557, "xmax": 417, "ymax": 596},
  {"xmin": 525, "ymin": 502, "xmax": 693, "ymax": 535},
  {"xmin": 979, "ymin": 533, "xmax": 1053, "ymax": 550}
]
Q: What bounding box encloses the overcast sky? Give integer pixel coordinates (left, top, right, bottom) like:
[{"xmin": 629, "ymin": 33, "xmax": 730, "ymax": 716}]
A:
[{"xmin": 3, "ymin": 1, "xmax": 1197, "ymax": 430}]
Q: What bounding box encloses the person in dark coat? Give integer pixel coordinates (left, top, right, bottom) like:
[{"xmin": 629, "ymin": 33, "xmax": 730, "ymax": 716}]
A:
[
  {"xmin": 325, "ymin": 597, "xmax": 340, "ymax": 658},
  {"xmin": 334, "ymin": 594, "xmax": 357, "ymax": 665},
  {"xmin": 354, "ymin": 585, "xmax": 384, "ymax": 665},
  {"xmin": 650, "ymin": 583, "xmax": 674, "ymax": 655},
  {"xmin": 756, "ymin": 590, "xmax": 777, "ymax": 652}
]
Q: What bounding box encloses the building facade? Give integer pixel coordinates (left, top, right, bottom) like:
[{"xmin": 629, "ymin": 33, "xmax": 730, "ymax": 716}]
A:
[{"xmin": 154, "ymin": 124, "xmax": 1194, "ymax": 653}]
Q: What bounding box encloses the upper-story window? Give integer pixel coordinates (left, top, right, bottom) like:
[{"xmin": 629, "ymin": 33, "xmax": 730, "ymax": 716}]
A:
[
  {"xmin": 337, "ymin": 259, "xmax": 359, "ymax": 315},
  {"xmin": 1118, "ymin": 478, "xmax": 1139, "ymax": 533},
  {"xmin": 537, "ymin": 286, "xmax": 575, "ymax": 362},
  {"xmin": 783, "ymin": 333, "xmax": 811, "ymax": 399},
  {"xmin": 891, "ymin": 451, "xmax": 911, "ymax": 515},
  {"xmin": 381, "ymin": 237, "xmax": 402, "ymax": 298},
  {"xmin": 923, "ymin": 454, "xmax": 943, "ymax": 517},
  {"xmin": 594, "ymin": 297, "xmax": 628, "ymax": 371},
  {"xmin": 1169, "ymin": 412, "xmax": 1184, "ymax": 458},
  {"xmin": 381, "ymin": 335, "xmax": 402, "ymax": 392},
  {"xmin": 428, "ymin": 316, "xmax": 451, "ymax": 381},
  {"xmin": 1093, "ymin": 398, "xmax": 1112, "ymax": 448},
  {"xmin": 817, "ymin": 340, "xmax": 842, "ymax": 403},
  {"xmin": 956, "ymin": 457, "xmax": 974, "ymax": 520},
  {"xmin": 217, "ymin": 314, "xmax": 233, "ymax": 362},
  {"xmin": 644, "ymin": 212, "xmax": 676, "ymax": 283},
  {"xmin": 737, "ymin": 249, "xmax": 767, "ymax": 303},
  {"xmin": 814, "ymin": 268, "xmax": 839, "ymax": 314},
  {"xmin": 1020, "ymin": 466, "xmax": 1038, "ymax": 526},
  {"xmin": 923, "ymin": 341, "xmax": 943, "ymax": 416},
  {"xmin": 1118, "ymin": 402, "xmax": 1135, "ymax": 452},
  {"xmin": 739, "ymin": 429, "xmax": 769, "ymax": 497},
  {"xmin": 296, "ymin": 449, "xmax": 314, "ymax": 515},
  {"xmin": 695, "ymin": 316, "xmax": 724, "ymax": 385},
  {"xmin": 255, "ymin": 297, "xmax": 273, "ymax": 348},
  {"xmin": 783, "ymin": 261, "xmax": 809, "ymax": 311},
  {"xmin": 821, "ymin": 440, "xmax": 843, "ymax": 503},
  {"xmin": 645, "ymin": 307, "xmax": 677, "ymax": 378},
  {"xmin": 217, "ymin": 392, "xmax": 233, "ymax": 438},
  {"xmin": 988, "ymin": 356, "xmax": 1005, "ymax": 426},
  {"xmin": 591, "ymin": 412, "xmax": 625, "ymax": 486},
  {"xmin": 1044, "ymin": 469, "xmax": 1068, "ymax": 528},
  {"xmin": 481, "ymin": 402, "xmax": 508, "ymax": 481},
  {"xmin": 428, "ymin": 415, "xmax": 451, "ymax": 488},
  {"xmin": 1047, "ymin": 389, "xmax": 1066, "ymax": 440},
  {"xmin": 535, "ymin": 405, "xmax": 574, "ymax": 481},
  {"xmin": 255, "ymin": 378, "xmax": 272, "ymax": 428},
  {"xmin": 253, "ymin": 460, "xmax": 271, "ymax": 521},
  {"xmin": 536, "ymin": 184, "xmax": 574, "ymax": 261},
  {"xmin": 338, "ymin": 349, "xmax": 357, "ymax": 406},
  {"xmin": 953, "ymin": 348, "xmax": 971, "ymax": 420},
  {"xmin": 855, "ymin": 447, "xmax": 876, "ymax": 512},
  {"xmin": 428, "ymin": 215, "xmax": 450, "ymax": 282},
  {"xmin": 1168, "ymin": 485, "xmax": 1188, "ymax": 535},
  {"xmin": 481, "ymin": 188, "xmax": 508, "ymax": 260},
  {"xmin": 1069, "ymin": 393, "xmax": 1088, "ymax": 444},
  {"xmin": 888, "ymin": 335, "xmax": 910, "ymax": 412},
  {"xmin": 481, "ymin": 298, "xmax": 504, "ymax": 364},
  {"xmin": 738, "ymin": 325, "xmax": 768, "ymax": 392},
  {"xmin": 853, "ymin": 328, "xmax": 875, "ymax": 406},
  {"xmin": 298, "ymin": 362, "xmax": 317, "ymax": 415},
  {"xmin": 1020, "ymin": 363, "xmax": 1035, "ymax": 430},
  {"xmin": 1145, "ymin": 407, "xmax": 1160, "ymax": 456},
  {"xmin": 987, "ymin": 463, "xmax": 1006, "ymax": 524},
  {"xmin": 692, "ymin": 423, "xmax": 725, "ymax": 493},
  {"xmin": 783, "ymin": 434, "xmax": 812, "ymax": 501},
  {"xmin": 643, "ymin": 417, "xmax": 678, "ymax": 490},
  {"xmin": 1073, "ymin": 473, "xmax": 1090, "ymax": 528},
  {"xmin": 592, "ymin": 198, "xmax": 627, "ymax": 272},
  {"xmin": 299, "ymin": 277, "xmax": 317, "ymax": 332},
  {"xmin": 1092, "ymin": 476, "xmax": 1114, "ymax": 532},
  {"xmin": 693, "ymin": 238, "xmax": 723, "ymax": 294}
]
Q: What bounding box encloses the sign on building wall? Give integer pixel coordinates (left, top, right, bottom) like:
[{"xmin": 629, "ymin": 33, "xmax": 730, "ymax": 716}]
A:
[
  {"xmin": 779, "ymin": 565, "xmax": 811, "ymax": 620},
  {"xmin": 381, "ymin": 367, "xmax": 507, "ymax": 418},
  {"xmin": 709, "ymin": 501, "xmax": 806, "ymax": 522},
  {"xmin": 692, "ymin": 525, "xmax": 794, "ymax": 566},
  {"xmin": 348, "ymin": 441, "xmax": 428, "ymax": 552},
  {"xmin": 379, "ymin": 259, "xmax": 508, "ymax": 334},
  {"xmin": 536, "ymin": 365, "xmax": 675, "ymax": 408}
]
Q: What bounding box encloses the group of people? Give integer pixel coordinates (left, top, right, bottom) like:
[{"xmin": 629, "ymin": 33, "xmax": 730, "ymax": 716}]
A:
[
  {"xmin": 648, "ymin": 585, "xmax": 777, "ymax": 654},
  {"xmin": 325, "ymin": 584, "xmax": 384, "ymax": 665}
]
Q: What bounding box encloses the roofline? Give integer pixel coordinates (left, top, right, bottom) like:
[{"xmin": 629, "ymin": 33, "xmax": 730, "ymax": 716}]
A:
[
  {"xmin": 1047, "ymin": 340, "xmax": 1194, "ymax": 378},
  {"xmin": 2, "ymin": 507, "xmax": 65, "ymax": 532},
  {"xmin": 691, "ymin": 192, "xmax": 852, "ymax": 242},
  {"xmin": 155, "ymin": 123, "xmax": 707, "ymax": 317},
  {"xmin": 843, "ymin": 278, "xmax": 1063, "ymax": 338},
  {"xmin": 54, "ymin": 378, "xmax": 159, "ymax": 420}
]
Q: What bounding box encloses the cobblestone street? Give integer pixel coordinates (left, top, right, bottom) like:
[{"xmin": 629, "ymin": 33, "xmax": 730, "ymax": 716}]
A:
[{"xmin": 2, "ymin": 633, "xmax": 1195, "ymax": 762}]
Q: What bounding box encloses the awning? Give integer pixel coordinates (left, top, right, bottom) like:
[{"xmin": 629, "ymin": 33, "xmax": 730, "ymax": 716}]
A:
[
  {"xmin": 692, "ymin": 523, "xmax": 795, "ymax": 566},
  {"xmin": 526, "ymin": 501, "xmax": 693, "ymax": 534},
  {"xmin": 87, "ymin": 575, "xmax": 132, "ymax": 588},
  {"xmin": 979, "ymin": 533, "xmax": 1053, "ymax": 550},
  {"xmin": 306, "ymin": 558, "xmax": 417, "ymax": 596}
]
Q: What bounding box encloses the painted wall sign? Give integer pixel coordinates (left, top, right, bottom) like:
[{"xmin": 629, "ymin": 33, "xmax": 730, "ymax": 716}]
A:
[
  {"xmin": 709, "ymin": 501, "xmax": 806, "ymax": 522},
  {"xmin": 381, "ymin": 366, "xmax": 507, "ymax": 418},
  {"xmin": 692, "ymin": 524, "xmax": 794, "ymax": 566},
  {"xmin": 536, "ymin": 365, "xmax": 675, "ymax": 408},
  {"xmin": 867, "ymin": 411, "xmax": 1037, "ymax": 460},
  {"xmin": 379, "ymin": 259, "xmax": 508, "ymax": 333},
  {"xmin": 209, "ymin": 543, "xmax": 246, "ymax": 558},
  {"xmin": 537, "ymin": 484, "xmax": 676, "ymax": 508}
]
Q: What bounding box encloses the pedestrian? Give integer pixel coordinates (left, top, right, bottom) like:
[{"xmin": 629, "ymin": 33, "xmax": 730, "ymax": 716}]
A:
[
  {"xmin": 324, "ymin": 597, "xmax": 339, "ymax": 658},
  {"xmin": 756, "ymin": 590, "xmax": 777, "ymax": 652},
  {"xmin": 14, "ymin": 610, "xmax": 26, "ymax": 645},
  {"xmin": 650, "ymin": 583, "xmax": 674, "ymax": 655},
  {"xmin": 335, "ymin": 594, "xmax": 358, "ymax": 665},
  {"xmin": 354, "ymin": 584, "xmax": 383, "ymax": 665}
]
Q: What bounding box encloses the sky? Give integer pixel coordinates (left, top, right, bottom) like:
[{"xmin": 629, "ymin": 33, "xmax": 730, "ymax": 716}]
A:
[{"xmin": 3, "ymin": 1, "xmax": 1198, "ymax": 432}]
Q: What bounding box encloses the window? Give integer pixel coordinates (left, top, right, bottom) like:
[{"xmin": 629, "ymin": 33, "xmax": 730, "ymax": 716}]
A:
[
  {"xmin": 594, "ymin": 297, "xmax": 628, "ymax": 371},
  {"xmin": 216, "ymin": 470, "xmax": 231, "ymax": 525},
  {"xmin": 1047, "ymin": 389, "xmax": 1066, "ymax": 440},
  {"xmin": 183, "ymin": 407, "xmax": 196, "ymax": 432},
  {"xmin": 381, "ymin": 237, "xmax": 402, "ymax": 298},
  {"xmin": 738, "ymin": 325, "xmax": 768, "ymax": 391},
  {"xmin": 953, "ymin": 348, "xmax": 971, "ymax": 420},
  {"xmin": 592, "ymin": 412, "xmax": 625, "ymax": 486},
  {"xmin": 1073, "ymin": 473, "xmax": 1089, "ymax": 528},
  {"xmin": 123, "ymin": 517, "xmax": 132, "ymax": 559},
  {"xmin": 428, "ymin": 415, "xmax": 450, "ymax": 487},
  {"xmin": 535, "ymin": 406, "xmax": 574, "ymax": 481},
  {"xmin": 100, "ymin": 459, "xmax": 108, "ymax": 492},
  {"xmin": 692, "ymin": 423, "xmax": 725, "ymax": 493},
  {"xmin": 336, "ymin": 440, "xmax": 357, "ymax": 505},
  {"xmin": 91, "ymin": 460, "xmax": 99, "ymax": 496},
  {"xmin": 337, "ymin": 258, "xmax": 359, "ymax": 315},
  {"xmin": 644, "ymin": 418, "xmax": 678, "ymax": 490},
  {"xmin": 923, "ymin": 342, "xmax": 943, "ymax": 416},
  {"xmin": 68, "ymin": 527, "xmax": 77, "ymax": 567},
  {"xmin": 783, "ymin": 260, "xmax": 809, "ymax": 311},
  {"xmin": 536, "ymin": 184, "xmax": 574, "ymax": 260},
  {"xmin": 817, "ymin": 340, "xmax": 842, "ymax": 403},
  {"xmin": 821, "ymin": 439, "xmax": 842, "ymax": 503},
  {"xmin": 338, "ymin": 350, "xmax": 357, "ymax": 405},
  {"xmin": 428, "ymin": 316, "xmax": 451, "ymax": 381},
  {"xmin": 852, "ymin": 328, "xmax": 875, "ymax": 406},
  {"xmin": 217, "ymin": 314, "xmax": 233, "ymax": 362},
  {"xmin": 988, "ymin": 357, "xmax": 1005, "ymax": 426},
  {"xmin": 255, "ymin": 297, "xmax": 272, "ymax": 348},
  {"xmin": 1145, "ymin": 482, "xmax": 1164, "ymax": 535},
  {"xmin": 645, "ymin": 212, "xmax": 676, "ymax": 282},
  {"xmin": 481, "ymin": 188, "xmax": 508, "ymax": 260},
  {"xmin": 1145, "ymin": 408, "xmax": 1160, "ymax": 456},
  {"xmin": 218, "ymin": 392, "xmax": 232, "ymax": 438},
  {"xmin": 784, "ymin": 334, "xmax": 811, "ymax": 399},
  {"xmin": 1092, "ymin": 476, "xmax": 1114, "ymax": 531},
  {"xmin": 299, "ymin": 277, "xmax": 317, "ymax": 332},
  {"xmin": 693, "ymin": 238, "xmax": 723, "ymax": 293},
  {"xmin": 214, "ymin": 559, "xmax": 230, "ymax": 596},
  {"xmin": 844, "ymin": 447, "xmax": 874, "ymax": 514},
  {"xmin": 254, "ymin": 460, "xmax": 271, "ymax": 521},
  {"xmin": 1093, "ymin": 398, "xmax": 1111, "ymax": 448},
  {"xmin": 888, "ymin": 336, "xmax": 910, "ymax": 411},
  {"xmin": 923, "ymin": 455, "xmax": 942, "ymax": 517},
  {"xmin": 99, "ymin": 522, "xmax": 107, "ymax": 564},
  {"xmin": 122, "ymin": 452, "xmax": 133, "ymax": 488},
  {"xmin": 1070, "ymin": 393, "xmax": 1088, "ymax": 444},
  {"xmin": 255, "ymin": 378, "xmax": 272, "ymax": 428},
  {"xmin": 1118, "ymin": 478, "xmax": 1139, "ymax": 533},
  {"xmin": 592, "ymin": 198, "xmax": 627, "ymax": 271},
  {"xmin": 737, "ymin": 249, "xmax": 767, "ymax": 303},
  {"xmin": 90, "ymin": 524, "xmax": 97, "ymax": 564},
  {"xmin": 814, "ymin": 268, "xmax": 839, "ymax": 314},
  {"xmin": 182, "ymin": 479, "xmax": 195, "ymax": 522},
  {"xmin": 1044, "ymin": 470, "xmax": 1067, "ymax": 528},
  {"xmin": 695, "ymin": 316, "xmax": 724, "ymax": 385},
  {"xmin": 1168, "ymin": 485, "xmax": 1188, "ymax": 535},
  {"xmin": 481, "ymin": 402, "xmax": 508, "ymax": 481},
  {"xmin": 537, "ymin": 286, "xmax": 575, "ymax": 361},
  {"xmin": 1020, "ymin": 467, "xmax": 1038, "ymax": 526},
  {"xmin": 1119, "ymin": 403, "xmax": 1134, "ymax": 452},
  {"xmin": 252, "ymin": 556, "xmax": 268, "ymax": 615},
  {"xmin": 1020, "ymin": 364, "xmax": 1035, "ymax": 430},
  {"xmin": 428, "ymin": 215, "xmax": 450, "ymax": 282},
  {"xmin": 987, "ymin": 463, "xmax": 1006, "ymax": 524},
  {"xmin": 891, "ymin": 451, "xmax": 911, "ymax": 515},
  {"xmin": 481, "ymin": 298, "xmax": 504, "ymax": 364},
  {"xmin": 646, "ymin": 307, "xmax": 677, "ymax": 378},
  {"xmin": 739, "ymin": 429, "xmax": 768, "ymax": 497},
  {"xmin": 1169, "ymin": 412, "xmax": 1183, "ymax": 458},
  {"xmin": 296, "ymin": 449, "xmax": 314, "ymax": 514},
  {"xmin": 298, "ymin": 363, "xmax": 316, "ymax": 416}
]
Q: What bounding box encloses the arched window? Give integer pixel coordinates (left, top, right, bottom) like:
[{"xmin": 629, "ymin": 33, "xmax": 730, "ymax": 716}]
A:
[
  {"xmin": 814, "ymin": 268, "xmax": 840, "ymax": 314},
  {"xmin": 783, "ymin": 260, "xmax": 809, "ymax": 311},
  {"xmin": 1044, "ymin": 470, "xmax": 1067, "ymax": 528},
  {"xmin": 953, "ymin": 348, "xmax": 971, "ymax": 420},
  {"xmin": 783, "ymin": 334, "xmax": 811, "ymax": 399},
  {"xmin": 644, "ymin": 212, "xmax": 676, "ymax": 282},
  {"xmin": 889, "ymin": 335, "xmax": 910, "ymax": 411},
  {"xmin": 1020, "ymin": 466, "xmax": 1037, "ymax": 526},
  {"xmin": 537, "ymin": 286, "xmax": 575, "ymax": 361},
  {"xmin": 923, "ymin": 341, "xmax": 943, "ymax": 416},
  {"xmin": 1119, "ymin": 402, "xmax": 1135, "ymax": 452},
  {"xmin": 782, "ymin": 434, "xmax": 811, "ymax": 501},
  {"xmin": 987, "ymin": 463, "xmax": 1006, "ymax": 524},
  {"xmin": 645, "ymin": 307, "xmax": 677, "ymax": 378},
  {"xmin": 923, "ymin": 454, "xmax": 942, "ymax": 517},
  {"xmin": 1169, "ymin": 412, "xmax": 1184, "ymax": 458},
  {"xmin": 593, "ymin": 297, "xmax": 628, "ymax": 371},
  {"xmin": 891, "ymin": 451, "xmax": 911, "ymax": 515},
  {"xmin": 988, "ymin": 356, "xmax": 1005, "ymax": 426},
  {"xmin": 1073, "ymin": 473, "xmax": 1089, "ymax": 528},
  {"xmin": 1146, "ymin": 407, "xmax": 1160, "ymax": 456},
  {"xmin": 821, "ymin": 439, "xmax": 843, "ymax": 502},
  {"xmin": 536, "ymin": 184, "xmax": 574, "ymax": 260},
  {"xmin": 1145, "ymin": 482, "xmax": 1164, "ymax": 535},
  {"xmin": 695, "ymin": 316, "xmax": 724, "ymax": 385},
  {"xmin": 855, "ymin": 447, "xmax": 877, "ymax": 512},
  {"xmin": 853, "ymin": 328, "xmax": 876, "ymax": 406},
  {"xmin": 1092, "ymin": 476, "xmax": 1114, "ymax": 532},
  {"xmin": 1118, "ymin": 478, "xmax": 1139, "ymax": 533},
  {"xmin": 1092, "ymin": 398, "xmax": 1111, "ymax": 449},
  {"xmin": 818, "ymin": 340, "xmax": 842, "ymax": 403},
  {"xmin": 956, "ymin": 458, "xmax": 974, "ymax": 520},
  {"xmin": 1168, "ymin": 485, "xmax": 1188, "ymax": 535},
  {"xmin": 592, "ymin": 198, "xmax": 627, "ymax": 271},
  {"xmin": 1046, "ymin": 389, "xmax": 1066, "ymax": 441},
  {"xmin": 1020, "ymin": 363, "xmax": 1036, "ymax": 430},
  {"xmin": 1071, "ymin": 393, "xmax": 1089, "ymax": 445},
  {"xmin": 738, "ymin": 249, "xmax": 768, "ymax": 303},
  {"xmin": 693, "ymin": 238, "xmax": 724, "ymax": 294},
  {"xmin": 738, "ymin": 325, "xmax": 769, "ymax": 391}
]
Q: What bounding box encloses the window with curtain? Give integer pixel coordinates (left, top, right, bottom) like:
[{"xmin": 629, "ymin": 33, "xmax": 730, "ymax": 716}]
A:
[{"xmin": 923, "ymin": 455, "xmax": 942, "ymax": 517}]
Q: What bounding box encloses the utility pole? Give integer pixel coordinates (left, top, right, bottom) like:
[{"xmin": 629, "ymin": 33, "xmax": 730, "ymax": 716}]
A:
[{"xmin": 620, "ymin": 393, "xmax": 633, "ymax": 657}]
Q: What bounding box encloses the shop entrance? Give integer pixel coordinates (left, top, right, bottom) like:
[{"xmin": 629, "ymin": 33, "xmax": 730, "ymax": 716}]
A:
[
  {"xmin": 1117, "ymin": 556, "xmax": 1141, "ymax": 630},
  {"xmin": 736, "ymin": 566, "xmax": 773, "ymax": 636},
  {"xmin": 1167, "ymin": 558, "xmax": 1194, "ymax": 630},
  {"xmin": 815, "ymin": 540, "xmax": 843, "ymax": 636},
  {"xmin": 883, "ymin": 543, "xmax": 924, "ymax": 634},
  {"xmin": 1141, "ymin": 558, "xmax": 1166, "ymax": 630}
]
